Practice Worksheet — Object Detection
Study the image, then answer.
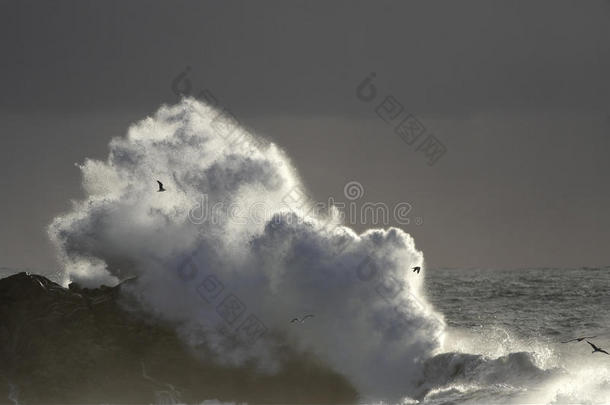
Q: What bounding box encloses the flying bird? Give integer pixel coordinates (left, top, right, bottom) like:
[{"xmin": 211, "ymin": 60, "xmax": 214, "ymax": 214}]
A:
[
  {"xmin": 290, "ymin": 314, "xmax": 314, "ymax": 324},
  {"xmin": 412, "ymin": 266, "xmax": 421, "ymax": 274},
  {"xmin": 587, "ymin": 341, "xmax": 609, "ymax": 355},
  {"xmin": 561, "ymin": 335, "xmax": 597, "ymax": 343},
  {"xmin": 157, "ymin": 180, "xmax": 166, "ymax": 192}
]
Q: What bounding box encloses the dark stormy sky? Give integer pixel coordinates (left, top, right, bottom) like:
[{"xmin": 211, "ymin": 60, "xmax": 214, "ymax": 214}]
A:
[{"xmin": 1, "ymin": 0, "xmax": 609, "ymax": 273}]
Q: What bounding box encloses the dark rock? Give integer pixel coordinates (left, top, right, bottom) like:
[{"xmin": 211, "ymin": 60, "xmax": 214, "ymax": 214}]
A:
[{"xmin": 0, "ymin": 272, "xmax": 358, "ymax": 404}]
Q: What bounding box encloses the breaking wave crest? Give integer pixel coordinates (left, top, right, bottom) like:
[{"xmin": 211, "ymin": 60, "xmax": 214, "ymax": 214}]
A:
[
  {"xmin": 48, "ymin": 98, "xmax": 443, "ymax": 400},
  {"xmin": 46, "ymin": 99, "xmax": 610, "ymax": 403}
]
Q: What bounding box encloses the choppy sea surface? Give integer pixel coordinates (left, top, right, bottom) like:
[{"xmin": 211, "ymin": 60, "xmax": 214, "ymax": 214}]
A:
[
  {"xmin": 422, "ymin": 267, "xmax": 610, "ymax": 404},
  {"xmin": 3, "ymin": 265, "xmax": 609, "ymax": 404}
]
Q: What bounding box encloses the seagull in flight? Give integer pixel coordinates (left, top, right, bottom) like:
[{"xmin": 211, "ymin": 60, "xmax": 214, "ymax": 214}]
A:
[
  {"xmin": 157, "ymin": 180, "xmax": 166, "ymax": 192},
  {"xmin": 412, "ymin": 266, "xmax": 421, "ymax": 274},
  {"xmin": 290, "ymin": 314, "xmax": 314, "ymax": 324},
  {"xmin": 587, "ymin": 341, "xmax": 609, "ymax": 355},
  {"xmin": 561, "ymin": 335, "xmax": 597, "ymax": 343}
]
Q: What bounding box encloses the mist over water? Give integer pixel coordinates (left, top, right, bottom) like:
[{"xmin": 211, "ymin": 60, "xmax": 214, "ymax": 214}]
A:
[
  {"xmin": 46, "ymin": 99, "xmax": 442, "ymax": 401},
  {"xmin": 42, "ymin": 99, "xmax": 610, "ymax": 403},
  {"xmin": 422, "ymin": 267, "xmax": 610, "ymax": 404}
]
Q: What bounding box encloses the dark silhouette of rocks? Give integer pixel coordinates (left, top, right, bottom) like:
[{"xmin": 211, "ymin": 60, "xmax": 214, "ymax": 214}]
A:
[{"xmin": 0, "ymin": 272, "xmax": 357, "ymax": 404}]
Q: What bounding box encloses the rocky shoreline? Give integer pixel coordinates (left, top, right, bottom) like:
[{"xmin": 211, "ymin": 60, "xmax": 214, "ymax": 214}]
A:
[{"xmin": 0, "ymin": 272, "xmax": 357, "ymax": 404}]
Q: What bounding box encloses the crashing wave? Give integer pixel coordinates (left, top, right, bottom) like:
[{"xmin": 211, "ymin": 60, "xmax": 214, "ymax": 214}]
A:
[{"xmin": 47, "ymin": 98, "xmax": 444, "ymax": 400}]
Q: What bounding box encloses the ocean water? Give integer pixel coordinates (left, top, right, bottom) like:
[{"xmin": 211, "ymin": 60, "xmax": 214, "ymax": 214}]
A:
[
  {"xmin": 421, "ymin": 267, "xmax": 610, "ymax": 404},
  {"xmin": 3, "ymin": 267, "xmax": 609, "ymax": 405},
  {"xmin": 25, "ymin": 100, "xmax": 610, "ymax": 404}
]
